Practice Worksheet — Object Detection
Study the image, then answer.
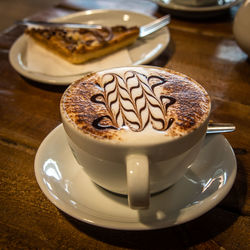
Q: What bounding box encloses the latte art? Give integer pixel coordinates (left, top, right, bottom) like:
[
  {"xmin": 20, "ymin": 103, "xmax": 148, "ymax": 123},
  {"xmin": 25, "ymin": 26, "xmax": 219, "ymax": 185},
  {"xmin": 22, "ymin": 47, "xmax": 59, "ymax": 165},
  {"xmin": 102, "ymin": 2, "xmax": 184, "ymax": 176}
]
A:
[
  {"xmin": 61, "ymin": 66, "xmax": 211, "ymax": 143},
  {"xmin": 91, "ymin": 71, "xmax": 176, "ymax": 132}
]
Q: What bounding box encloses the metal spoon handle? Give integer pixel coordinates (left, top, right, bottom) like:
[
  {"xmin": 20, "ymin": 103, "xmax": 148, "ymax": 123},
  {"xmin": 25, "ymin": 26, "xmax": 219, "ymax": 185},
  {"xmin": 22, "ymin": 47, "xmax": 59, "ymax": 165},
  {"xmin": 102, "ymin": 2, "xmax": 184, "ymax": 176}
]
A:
[{"xmin": 207, "ymin": 123, "xmax": 236, "ymax": 134}]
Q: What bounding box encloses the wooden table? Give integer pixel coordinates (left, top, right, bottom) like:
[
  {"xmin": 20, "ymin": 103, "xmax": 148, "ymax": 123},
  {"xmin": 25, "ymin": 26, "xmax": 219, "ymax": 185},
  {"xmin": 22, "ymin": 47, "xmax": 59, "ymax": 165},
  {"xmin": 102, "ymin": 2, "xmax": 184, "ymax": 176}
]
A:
[{"xmin": 0, "ymin": 0, "xmax": 249, "ymax": 249}]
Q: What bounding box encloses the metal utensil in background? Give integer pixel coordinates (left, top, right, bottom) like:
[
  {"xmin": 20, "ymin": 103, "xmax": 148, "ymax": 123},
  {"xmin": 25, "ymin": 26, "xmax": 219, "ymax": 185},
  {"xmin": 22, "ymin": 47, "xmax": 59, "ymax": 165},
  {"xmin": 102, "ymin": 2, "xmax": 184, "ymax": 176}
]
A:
[
  {"xmin": 17, "ymin": 20, "xmax": 103, "ymax": 30},
  {"xmin": 139, "ymin": 14, "xmax": 170, "ymax": 37},
  {"xmin": 17, "ymin": 14, "xmax": 171, "ymax": 38}
]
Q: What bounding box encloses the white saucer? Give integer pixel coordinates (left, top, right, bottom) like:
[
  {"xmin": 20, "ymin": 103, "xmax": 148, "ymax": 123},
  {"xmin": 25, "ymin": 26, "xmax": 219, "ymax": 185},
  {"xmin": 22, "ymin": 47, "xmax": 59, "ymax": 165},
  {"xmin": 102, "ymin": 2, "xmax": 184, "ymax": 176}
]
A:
[
  {"xmin": 153, "ymin": 0, "xmax": 242, "ymax": 18},
  {"xmin": 34, "ymin": 124, "xmax": 236, "ymax": 230},
  {"xmin": 9, "ymin": 10, "xmax": 170, "ymax": 85}
]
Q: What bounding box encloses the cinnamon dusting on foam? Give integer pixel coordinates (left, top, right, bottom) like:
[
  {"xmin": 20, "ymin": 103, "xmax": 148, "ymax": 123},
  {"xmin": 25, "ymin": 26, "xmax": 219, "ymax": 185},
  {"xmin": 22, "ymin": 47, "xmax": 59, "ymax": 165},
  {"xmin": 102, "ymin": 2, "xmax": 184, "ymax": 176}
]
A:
[{"xmin": 61, "ymin": 67, "xmax": 210, "ymax": 142}]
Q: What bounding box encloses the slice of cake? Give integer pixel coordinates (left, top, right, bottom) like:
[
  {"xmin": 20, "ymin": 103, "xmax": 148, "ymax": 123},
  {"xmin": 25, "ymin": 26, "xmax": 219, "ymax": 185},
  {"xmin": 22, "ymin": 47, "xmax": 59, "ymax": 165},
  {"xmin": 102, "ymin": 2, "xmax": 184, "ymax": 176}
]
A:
[{"xmin": 25, "ymin": 25, "xmax": 139, "ymax": 64}]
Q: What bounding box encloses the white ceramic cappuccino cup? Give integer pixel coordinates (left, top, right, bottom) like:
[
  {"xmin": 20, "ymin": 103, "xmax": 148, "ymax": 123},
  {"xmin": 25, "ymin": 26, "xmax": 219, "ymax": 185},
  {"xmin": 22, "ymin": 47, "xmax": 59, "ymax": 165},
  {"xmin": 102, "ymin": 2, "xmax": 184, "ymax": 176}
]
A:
[{"xmin": 60, "ymin": 66, "xmax": 211, "ymax": 209}]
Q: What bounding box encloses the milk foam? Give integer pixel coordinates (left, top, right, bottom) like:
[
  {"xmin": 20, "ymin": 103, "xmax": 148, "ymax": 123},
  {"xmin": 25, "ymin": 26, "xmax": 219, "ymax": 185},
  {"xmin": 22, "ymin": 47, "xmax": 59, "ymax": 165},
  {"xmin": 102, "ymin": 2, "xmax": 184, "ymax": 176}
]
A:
[{"xmin": 61, "ymin": 66, "xmax": 211, "ymax": 145}]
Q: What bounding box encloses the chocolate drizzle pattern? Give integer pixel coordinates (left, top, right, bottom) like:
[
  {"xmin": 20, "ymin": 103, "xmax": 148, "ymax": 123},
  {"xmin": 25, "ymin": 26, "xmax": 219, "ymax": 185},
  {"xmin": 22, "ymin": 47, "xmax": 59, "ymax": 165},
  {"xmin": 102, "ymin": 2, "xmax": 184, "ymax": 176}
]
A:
[{"xmin": 91, "ymin": 71, "xmax": 176, "ymax": 132}]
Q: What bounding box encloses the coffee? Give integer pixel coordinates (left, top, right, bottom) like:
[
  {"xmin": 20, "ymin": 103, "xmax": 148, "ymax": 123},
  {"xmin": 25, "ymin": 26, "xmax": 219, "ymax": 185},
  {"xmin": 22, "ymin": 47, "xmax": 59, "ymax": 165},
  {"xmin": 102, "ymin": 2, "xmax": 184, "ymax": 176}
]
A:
[
  {"xmin": 174, "ymin": 0, "xmax": 217, "ymax": 6},
  {"xmin": 60, "ymin": 66, "xmax": 211, "ymax": 208},
  {"xmin": 61, "ymin": 66, "xmax": 210, "ymax": 144}
]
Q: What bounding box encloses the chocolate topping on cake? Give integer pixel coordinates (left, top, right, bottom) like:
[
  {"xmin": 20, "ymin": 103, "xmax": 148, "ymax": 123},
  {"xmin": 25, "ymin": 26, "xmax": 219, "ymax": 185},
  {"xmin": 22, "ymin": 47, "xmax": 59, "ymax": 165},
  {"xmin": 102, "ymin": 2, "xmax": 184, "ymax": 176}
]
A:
[{"xmin": 25, "ymin": 25, "xmax": 139, "ymax": 53}]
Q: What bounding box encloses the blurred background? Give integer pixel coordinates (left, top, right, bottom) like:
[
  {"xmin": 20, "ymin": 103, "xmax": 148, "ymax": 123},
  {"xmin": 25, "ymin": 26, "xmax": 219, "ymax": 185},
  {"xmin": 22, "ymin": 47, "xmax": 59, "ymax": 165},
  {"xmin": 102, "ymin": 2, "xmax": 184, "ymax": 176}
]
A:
[{"xmin": 0, "ymin": 0, "xmax": 59, "ymax": 31}]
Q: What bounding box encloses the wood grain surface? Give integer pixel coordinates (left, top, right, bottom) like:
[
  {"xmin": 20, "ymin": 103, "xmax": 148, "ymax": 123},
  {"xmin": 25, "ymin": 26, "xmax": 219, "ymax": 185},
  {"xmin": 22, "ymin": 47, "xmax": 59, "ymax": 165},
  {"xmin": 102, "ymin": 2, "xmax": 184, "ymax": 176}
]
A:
[{"xmin": 0, "ymin": 0, "xmax": 249, "ymax": 249}]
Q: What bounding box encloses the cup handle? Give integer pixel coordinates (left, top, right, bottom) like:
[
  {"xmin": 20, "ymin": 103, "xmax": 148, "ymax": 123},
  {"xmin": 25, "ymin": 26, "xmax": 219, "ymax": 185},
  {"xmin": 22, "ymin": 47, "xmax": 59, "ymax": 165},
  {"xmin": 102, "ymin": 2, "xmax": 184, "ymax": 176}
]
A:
[{"xmin": 126, "ymin": 154, "xmax": 150, "ymax": 209}]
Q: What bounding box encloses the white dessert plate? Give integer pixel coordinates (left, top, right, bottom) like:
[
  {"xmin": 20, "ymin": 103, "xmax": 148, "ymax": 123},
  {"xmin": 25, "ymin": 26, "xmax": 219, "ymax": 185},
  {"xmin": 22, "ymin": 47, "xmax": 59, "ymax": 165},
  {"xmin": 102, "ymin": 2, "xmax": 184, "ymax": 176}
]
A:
[
  {"xmin": 153, "ymin": 0, "xmax": 242, "ymax": 18},
  {"xmin": 34, "ymin": 124, "xmax": 236, "ymax": 230},
  {"xmin": 9, "ymin": 10, "xmax": 170, "ymax": 85}
]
